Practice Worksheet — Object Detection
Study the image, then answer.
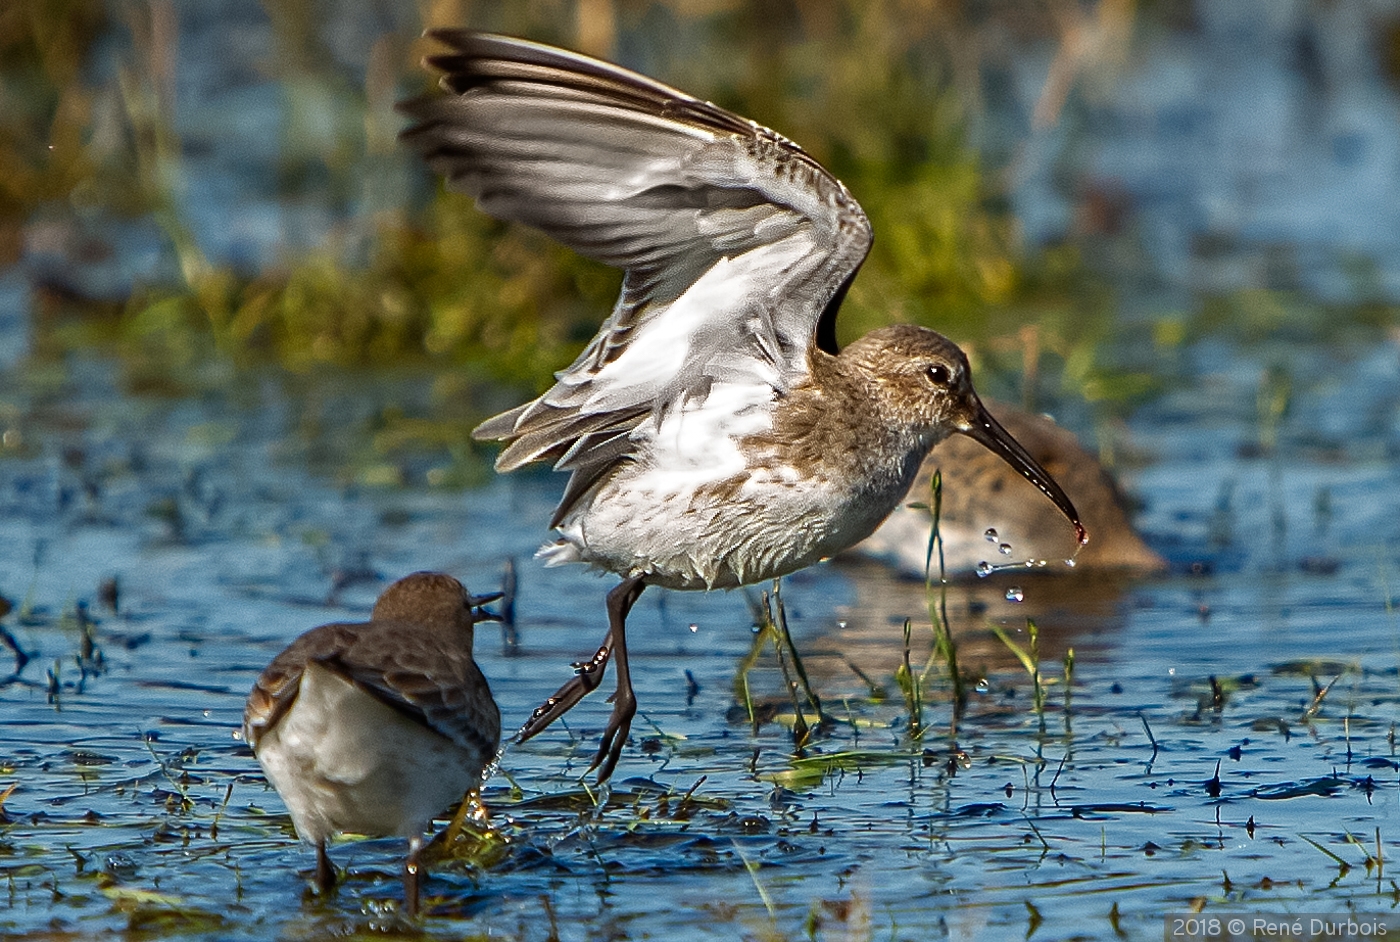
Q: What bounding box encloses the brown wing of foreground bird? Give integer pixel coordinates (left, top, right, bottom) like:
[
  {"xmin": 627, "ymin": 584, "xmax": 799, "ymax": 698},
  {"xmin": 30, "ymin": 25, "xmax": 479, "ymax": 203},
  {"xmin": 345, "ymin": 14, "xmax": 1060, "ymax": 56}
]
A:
[
  {"xmin": 854, "ymin": 404, "xmax": 1164, "ymax": 578},
  {"xmin": 398, "ymin": 31, "xmax": 1085, "ymax": 783},
  {"xmin": 242, "ymin": 572, "xmax": 502, "ymax": 918}
]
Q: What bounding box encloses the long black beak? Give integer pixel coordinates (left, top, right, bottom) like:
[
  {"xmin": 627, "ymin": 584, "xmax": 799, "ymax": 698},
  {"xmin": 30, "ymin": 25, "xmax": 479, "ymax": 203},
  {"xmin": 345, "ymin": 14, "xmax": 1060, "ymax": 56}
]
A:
[{"xmin": 958, "ymin": 399, "xmax": 1088, "ymax": 547}]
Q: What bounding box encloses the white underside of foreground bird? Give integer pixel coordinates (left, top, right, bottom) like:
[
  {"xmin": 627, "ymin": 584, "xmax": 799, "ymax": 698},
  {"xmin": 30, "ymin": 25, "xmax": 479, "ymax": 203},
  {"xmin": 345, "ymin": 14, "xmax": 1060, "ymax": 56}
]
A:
[{"xmin": 254, "ymin": 663, "xmax": 484, "ymax": 846}]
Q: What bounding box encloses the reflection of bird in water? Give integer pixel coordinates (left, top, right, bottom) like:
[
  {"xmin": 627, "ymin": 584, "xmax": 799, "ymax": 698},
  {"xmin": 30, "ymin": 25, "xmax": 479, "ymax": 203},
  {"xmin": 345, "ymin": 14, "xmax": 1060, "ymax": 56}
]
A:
[
  {"xmin": 243, "ymin": 572, "xmax": 501, "ymax": 918},
  {"xmin": 854, "ymin": 404, "xmax": 1164, "ymax": 578},
  {"xmin": 399, "ymin": 31, "xmax": 1084, "ymax": 782}
]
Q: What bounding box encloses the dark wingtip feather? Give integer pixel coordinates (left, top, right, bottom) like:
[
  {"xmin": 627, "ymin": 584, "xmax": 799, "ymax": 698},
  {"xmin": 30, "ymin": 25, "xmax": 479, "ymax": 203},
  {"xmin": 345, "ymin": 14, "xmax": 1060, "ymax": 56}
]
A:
[{"xmin": 471, "ymin": 403, "xmax": 529, "ymax": 442}]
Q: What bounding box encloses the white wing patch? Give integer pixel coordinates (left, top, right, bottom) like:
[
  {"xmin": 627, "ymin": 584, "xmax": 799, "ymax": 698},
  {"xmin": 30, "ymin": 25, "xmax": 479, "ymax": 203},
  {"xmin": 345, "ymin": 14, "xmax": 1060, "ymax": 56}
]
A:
[
  {"xmin": 404, "ymin": 32, "xmax": 876, "ymax": 558},
  {"xmin": 575, "ymin": 235, "xmax": 818, "ymax": 420}
]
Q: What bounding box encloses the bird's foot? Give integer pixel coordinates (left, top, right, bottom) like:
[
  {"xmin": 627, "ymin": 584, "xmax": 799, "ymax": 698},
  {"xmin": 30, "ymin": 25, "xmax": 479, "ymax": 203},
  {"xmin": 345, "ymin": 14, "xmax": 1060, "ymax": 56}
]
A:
[
  {"xmin": 516, "ymin": 643, "xmax": 612, "ymax": 743},
  {"xmin": 587, "ymin": 685, "xmax": 637, "ymax": 784}
]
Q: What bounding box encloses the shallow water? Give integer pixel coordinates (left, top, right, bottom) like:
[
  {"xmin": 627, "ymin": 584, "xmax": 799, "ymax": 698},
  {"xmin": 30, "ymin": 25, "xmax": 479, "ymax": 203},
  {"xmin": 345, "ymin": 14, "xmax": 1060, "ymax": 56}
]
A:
[
  {"xmin": 7, "ymin": 3, "xmax": 1400, "ymax": 940},
  {"xmin": 2, "ymin": 333, "xmax": 1400, "ymax": 941}
]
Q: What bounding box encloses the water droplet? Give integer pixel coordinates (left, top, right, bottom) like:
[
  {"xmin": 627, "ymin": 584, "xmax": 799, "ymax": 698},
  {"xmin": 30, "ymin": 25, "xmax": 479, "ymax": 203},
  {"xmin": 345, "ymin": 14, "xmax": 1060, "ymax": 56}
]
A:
[
  {"xmin": 975, "ymin": 679, "xmax": 990, "ymax": 694},
  {"xmin": 1063, "ymin": 558, "xmax": 1077, "ymax": 569},
  {"xmin": 976, "ymin": 561, "xmax": 993, "ymax": 578},
  {"xmin": 837, "ymin": 620, "xmax": 847, "ymax": 629},
  {"xmin": 998, "ymin": 542, "xmax": 1013, "ymax": 556},
  {"xmin": 984, "ymin": 528, "xmax": 998, "ymax": 542},
  {"xmin": 688, "ymin": 623, "xmax": 699, "ymax": 633},
  {"xmin": 1005, "ymin": 586, "xmax": 1024, "ymax": 602}
]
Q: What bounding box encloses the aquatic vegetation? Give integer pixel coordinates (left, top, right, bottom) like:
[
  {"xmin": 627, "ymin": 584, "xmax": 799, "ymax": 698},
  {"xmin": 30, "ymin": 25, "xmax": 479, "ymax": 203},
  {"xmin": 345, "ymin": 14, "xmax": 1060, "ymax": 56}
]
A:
[
  {"xmin": 739, "ymin": 584, "xmax": 827, "ymax": 746},
  {"xmin": 916, "ymin": 468, "xmax": 968, "ymax": 723},
  {"xmin": 992, "ymin": 619, "xmax": 1052, "ymax": 738},
  {"xmin": 0, "ymin": 1, "xmax": 1143, "ymax": 424},
  {"xmin": 0, "ymin": 0, "xmax": 116, "ymax": 261},
  {"xmin": 8, "ymin": 4, "xmax": 1400, "ymax": 940}
]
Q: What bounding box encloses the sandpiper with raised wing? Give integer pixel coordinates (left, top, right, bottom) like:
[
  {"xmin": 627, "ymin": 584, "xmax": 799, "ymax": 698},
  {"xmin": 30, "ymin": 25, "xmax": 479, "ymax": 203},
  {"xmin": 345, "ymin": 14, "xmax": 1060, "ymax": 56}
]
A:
[{"xmin": 399, "ymin": 32, "xmax": 1086, "ymax": 782}]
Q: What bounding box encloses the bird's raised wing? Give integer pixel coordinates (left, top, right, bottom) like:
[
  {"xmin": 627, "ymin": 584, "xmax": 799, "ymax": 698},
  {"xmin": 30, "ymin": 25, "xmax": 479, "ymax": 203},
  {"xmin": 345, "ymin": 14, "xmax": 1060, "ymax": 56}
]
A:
[{"xmin": 398, "ymin": 31, "xmax": 872, "ymax": 520}]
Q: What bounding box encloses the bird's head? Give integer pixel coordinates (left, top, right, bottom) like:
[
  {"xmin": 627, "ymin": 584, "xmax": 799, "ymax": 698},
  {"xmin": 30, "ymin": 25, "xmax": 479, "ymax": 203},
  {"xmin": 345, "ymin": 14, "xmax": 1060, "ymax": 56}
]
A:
[
  {"xmin": 372, "ymin": 572, "xmax": 504, "ymax": 635},
  {"xmin": 843, "ymin": 325, "xmax": 1087, "ymax": 547}
]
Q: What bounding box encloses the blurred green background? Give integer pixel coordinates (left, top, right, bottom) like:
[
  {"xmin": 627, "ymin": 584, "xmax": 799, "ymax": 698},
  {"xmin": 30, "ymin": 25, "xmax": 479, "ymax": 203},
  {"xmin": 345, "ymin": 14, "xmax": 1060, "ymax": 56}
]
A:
[{"xmin": 4, "ymin": 0, "xmax": 1399, "ymax": 465}]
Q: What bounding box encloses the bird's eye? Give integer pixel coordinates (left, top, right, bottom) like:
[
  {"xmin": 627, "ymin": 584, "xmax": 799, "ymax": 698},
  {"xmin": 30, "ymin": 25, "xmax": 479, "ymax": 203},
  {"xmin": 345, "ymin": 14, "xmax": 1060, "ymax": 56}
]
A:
[{"xmin": 925, "ymin": 363, "xmax": 952, "ymax": 386}]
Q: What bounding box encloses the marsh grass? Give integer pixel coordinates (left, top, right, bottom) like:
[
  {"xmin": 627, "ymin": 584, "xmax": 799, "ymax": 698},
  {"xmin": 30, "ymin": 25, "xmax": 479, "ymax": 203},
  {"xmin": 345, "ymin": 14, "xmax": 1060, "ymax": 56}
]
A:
[
  {"xmin": 992, "ymin": 619, "xmax": 1051, "ymax": 740},
  {"xmin": 1, "ymin": 1, "xmax": 1149, "ymax": 433},
  {"xmin": 900, "ymin": 473, "xmax": 943, "ymax": 742},
  {"xmin": 740, "ymin": 582, "xmax": 827, "ymax": 747},
  {"xmin": 915, "ymin": 469, "xmax": 967, "ymax": 726},
  {"xmin": 894, "ymin": 618, "xmax": 924, "ymax": 743},
  {"xmin": 141, "ymin": 733, "xmax": 193, "ymax": 814},
  {"xmin": 1, "ymin": 0, "xmax": 1184, "ymax": 531}
]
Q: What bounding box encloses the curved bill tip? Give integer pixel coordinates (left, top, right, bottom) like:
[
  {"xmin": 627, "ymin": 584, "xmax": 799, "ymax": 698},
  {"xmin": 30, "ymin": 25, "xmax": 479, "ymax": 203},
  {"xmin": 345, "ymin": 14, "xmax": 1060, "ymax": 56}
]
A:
[{"xmin": 959, "ymin": 402, "xmax": 1088, "ymax": 550}]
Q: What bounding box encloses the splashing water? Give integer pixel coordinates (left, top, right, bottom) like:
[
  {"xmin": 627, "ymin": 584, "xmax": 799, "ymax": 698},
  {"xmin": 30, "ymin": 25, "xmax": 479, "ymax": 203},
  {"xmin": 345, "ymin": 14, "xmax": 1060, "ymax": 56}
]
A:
[
  {"xmin": 480, "ymin": 744, "xmax": 508, "ymax": 785},
  {"xmin": 976, "ymin": 557, "xmax": 1055, "ymax": 578}
]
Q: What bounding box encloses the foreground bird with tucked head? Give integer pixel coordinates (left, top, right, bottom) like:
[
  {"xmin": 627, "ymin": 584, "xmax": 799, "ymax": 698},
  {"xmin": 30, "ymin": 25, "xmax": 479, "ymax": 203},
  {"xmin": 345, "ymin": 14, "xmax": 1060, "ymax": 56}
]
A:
[{"xmin": 243, "ymin": 572, "xmax": 501, "ymax": 917}]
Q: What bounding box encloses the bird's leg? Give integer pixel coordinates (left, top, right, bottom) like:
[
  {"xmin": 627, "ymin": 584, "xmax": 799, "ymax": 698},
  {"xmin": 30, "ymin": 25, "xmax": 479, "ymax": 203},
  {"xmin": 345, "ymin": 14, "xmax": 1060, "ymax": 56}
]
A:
[
  {"xmin": 314, "ymin": 839, "xmax": 335, "ymax": 894},
  {"xmin": 516, "ymin": 576, "xmax": 646, "ymax": 744},
  {"xmin": 403, "ymin": 834, "xmax": 424, "ymax": 919},
  {"xmin": 516, "ymin": 633, "xmax": 615, "ymax": 743},
  {"xmin": 587, "ymin": 576, "xmax": 646, "ymax": 783}
]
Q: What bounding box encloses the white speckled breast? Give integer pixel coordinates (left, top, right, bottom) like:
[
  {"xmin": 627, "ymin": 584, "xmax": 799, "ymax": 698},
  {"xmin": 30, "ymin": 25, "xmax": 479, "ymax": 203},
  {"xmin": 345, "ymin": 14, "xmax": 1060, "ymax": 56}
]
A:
[{"xmin": 543, "ymin": 427, "xmax": 927, "ymax": 591}]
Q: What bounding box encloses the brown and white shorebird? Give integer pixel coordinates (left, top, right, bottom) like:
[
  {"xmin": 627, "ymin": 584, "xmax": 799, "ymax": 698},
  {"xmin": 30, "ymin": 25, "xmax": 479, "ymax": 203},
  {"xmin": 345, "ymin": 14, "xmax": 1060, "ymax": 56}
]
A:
[
  {"xmin": 242, "ymin": 572, "xmax": 501, "ymax": 917},
  {"xmin": 398, "ymin": 32, "xmax": 1086, "ymax": 782}
]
